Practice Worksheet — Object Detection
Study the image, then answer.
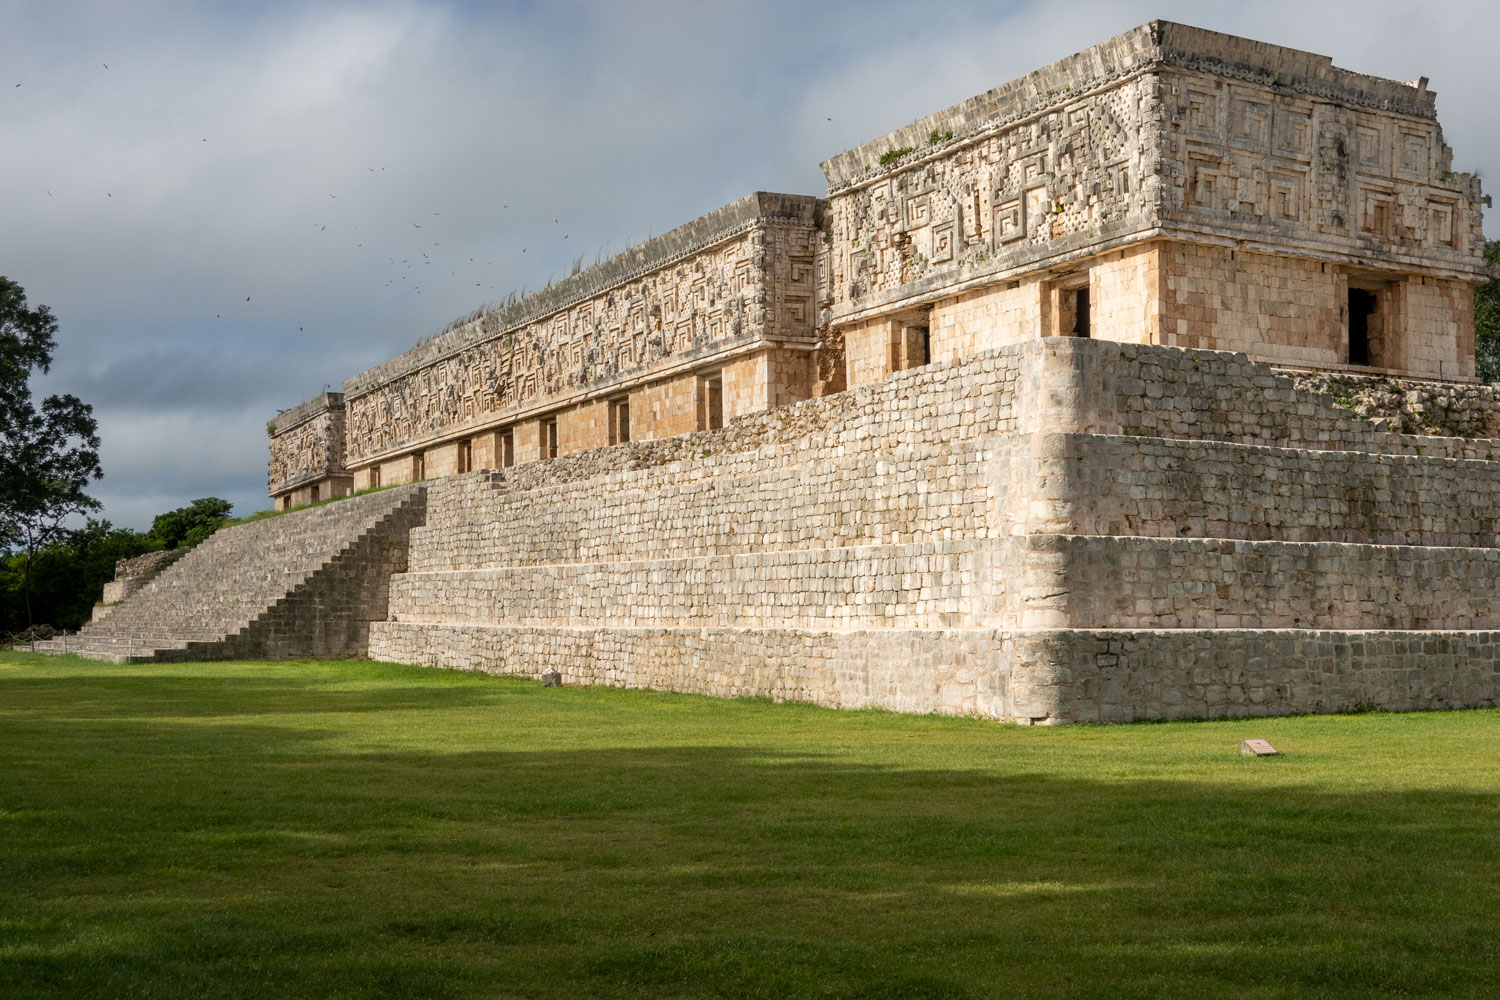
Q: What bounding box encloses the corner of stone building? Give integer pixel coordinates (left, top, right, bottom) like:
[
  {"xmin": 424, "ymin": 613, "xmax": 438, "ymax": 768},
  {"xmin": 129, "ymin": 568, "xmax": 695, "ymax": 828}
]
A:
[{"xmin": 1008, "ymin": 630, "xmax": 1085, "ymax": 725}]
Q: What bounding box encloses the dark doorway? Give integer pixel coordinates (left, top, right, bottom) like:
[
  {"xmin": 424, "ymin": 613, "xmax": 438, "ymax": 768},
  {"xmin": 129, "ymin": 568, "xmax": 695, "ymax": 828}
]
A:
[
  {"xmin": 701, "ymin": 375, "xmax": 723, "ymax": 431},
  {"xmin": 1074, "ymin": 288, "xmax": 1091, "ymax": 338},
  {"xmin": 609, "ymin": 397, "xmax": 630, "ymax": 445},
  {"xmin": 1348, "ymin": 289, "xmax": 1376, "ymax": 366},
  {"xmin": 542, "ymin": 419, "xmax": 558, "ymax": 460}
]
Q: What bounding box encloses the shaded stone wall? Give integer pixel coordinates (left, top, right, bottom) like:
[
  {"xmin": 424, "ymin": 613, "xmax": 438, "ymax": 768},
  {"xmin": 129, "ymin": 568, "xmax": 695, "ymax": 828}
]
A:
[{"xmin": 100, "ymin": 548, "xmax": 188, "ymax": 606}]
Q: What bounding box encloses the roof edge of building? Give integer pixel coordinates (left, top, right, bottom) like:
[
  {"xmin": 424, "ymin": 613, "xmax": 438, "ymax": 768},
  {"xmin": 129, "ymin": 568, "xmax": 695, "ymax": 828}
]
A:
[
  {"xmin": 268, "ymin": 392, "xmax": 344, "ymax": 436},
  {"xmin": 342, "ymin": 191, "xmax": 822, "ymax": 397},
  {"xmin": 820, "ymin": 19, "xmax": 1439, "ymax": 192}
]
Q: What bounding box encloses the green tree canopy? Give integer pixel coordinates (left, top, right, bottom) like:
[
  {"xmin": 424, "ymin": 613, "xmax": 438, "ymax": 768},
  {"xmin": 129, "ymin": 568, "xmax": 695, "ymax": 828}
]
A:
[
  {"xmin": 0, "ymin": 276, "xmax": 102, "ymax": 625},
  {"xmin": 148, "ymin": 497, "xmax": 233, "ymax": 550},
  {"xmin": 1477, "ymin": 240, "xmax": 1500, "ymax": 384},
  {"xmin": 0, "ymin": 519, "xmax": 155, "ymax": 632}
]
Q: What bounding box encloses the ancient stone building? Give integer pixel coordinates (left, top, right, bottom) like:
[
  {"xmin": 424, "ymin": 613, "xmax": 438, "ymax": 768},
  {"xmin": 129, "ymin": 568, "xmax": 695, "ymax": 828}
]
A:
[
  {"xmin": 269, "ymin": 21, "xmax": 1489, "ymax": 506},
  {"xmin": 61, "ymin": 21, "xmax": 1497, "ymax": 722}
]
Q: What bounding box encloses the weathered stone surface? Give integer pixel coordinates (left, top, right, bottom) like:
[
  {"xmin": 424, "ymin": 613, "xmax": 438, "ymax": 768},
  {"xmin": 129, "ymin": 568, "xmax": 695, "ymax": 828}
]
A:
[
  {"xmin": 242, "ymin": 23, "xmax": 1500, "ymax": 723},
  {"xmin": 267, "ymin": 392, "xmax": 351, "ymax": 506},
  {"xmin": 359, "ymin": 337, "xmax": 1500, "ymax": 721},
  {"xmin": 100, "ymin": 548, "xmax": 188, "ymax": 606},
  {"xmin": 33, "ymin": 486, "xmax": 426, "ymax": 663}
]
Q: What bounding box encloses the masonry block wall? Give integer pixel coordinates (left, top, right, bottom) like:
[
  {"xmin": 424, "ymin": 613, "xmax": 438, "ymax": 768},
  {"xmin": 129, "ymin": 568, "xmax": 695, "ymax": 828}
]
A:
[
  {"xmin": 367, "ymin": 337, "xmax": 1500, "ymax": 723},
  {"xmin": 268, "ymin": 22, "xmax": 1487, "ymax": 510}
]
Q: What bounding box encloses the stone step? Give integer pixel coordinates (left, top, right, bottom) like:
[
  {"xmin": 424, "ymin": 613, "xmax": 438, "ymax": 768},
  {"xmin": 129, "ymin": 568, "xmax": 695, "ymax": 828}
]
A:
[
  {"xmin": 390, "ymin": 540, "xmax": 996, "ymax": 630},
  {"xmin": 407, "ymin": 438, "xmax": 1000, "ymax": 572},
  {"xmin": 367, "ymin": 620, "xmax": 1500, "ymax": 725}
]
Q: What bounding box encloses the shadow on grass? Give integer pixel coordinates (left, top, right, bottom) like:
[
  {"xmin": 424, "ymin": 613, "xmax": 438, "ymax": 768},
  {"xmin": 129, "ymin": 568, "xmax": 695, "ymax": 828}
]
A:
[
  {"xmin": 3, "ymin": 704, "xmax": 1498, "ymax": 1000},
  {"xmin": 0, "ymin": 665, "xmax": 505, "ymax": 719}
]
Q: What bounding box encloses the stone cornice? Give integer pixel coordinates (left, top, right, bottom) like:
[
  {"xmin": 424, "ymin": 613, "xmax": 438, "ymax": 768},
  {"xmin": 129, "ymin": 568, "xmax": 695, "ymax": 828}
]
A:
[
  {"xmin": 343, "ymin": 192, "xmax": 822, "ymax": 398},
  {"xmin": 820, "ymin": 19, "xmax": 1439, "ymax": 193},
  {"xmin": 267, "ymin": 392, "xmax": 343, "ymax": 437}
]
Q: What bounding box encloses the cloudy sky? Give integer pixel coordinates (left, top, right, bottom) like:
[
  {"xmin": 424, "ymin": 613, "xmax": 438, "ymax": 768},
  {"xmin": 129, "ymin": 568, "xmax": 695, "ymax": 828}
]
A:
[{"xmin": 3, "ymin": 0, "xmax": 1496, "ymax": 529}]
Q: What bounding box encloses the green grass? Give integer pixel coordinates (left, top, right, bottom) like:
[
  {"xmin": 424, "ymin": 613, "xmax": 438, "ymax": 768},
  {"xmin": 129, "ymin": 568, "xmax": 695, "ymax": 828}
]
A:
[
  {"xmin": 227, "ymin": 481, "xmax": 410, "ymax": 527},
  {"xmin": 2, "ymin": 653, "xmax": 1497, "ymax": 999}
]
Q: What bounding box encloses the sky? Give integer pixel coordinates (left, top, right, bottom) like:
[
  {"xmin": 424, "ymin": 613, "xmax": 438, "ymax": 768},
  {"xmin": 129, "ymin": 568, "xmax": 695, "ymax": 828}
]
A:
[{"xmin": 3, "ymin": 0, "xmax": 1496, "ymax": 530}]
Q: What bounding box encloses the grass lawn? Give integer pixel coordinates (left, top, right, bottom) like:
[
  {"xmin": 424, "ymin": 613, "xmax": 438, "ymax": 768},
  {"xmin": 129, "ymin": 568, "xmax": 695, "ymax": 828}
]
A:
[{"xmin": 2, "ymin": 653, "xmax": 1497, "ymax": 999}]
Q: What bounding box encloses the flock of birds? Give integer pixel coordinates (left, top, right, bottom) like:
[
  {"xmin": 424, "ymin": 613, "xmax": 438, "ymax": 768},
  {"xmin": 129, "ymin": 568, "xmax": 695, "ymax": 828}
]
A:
[
  {"xmin": 14, "ymin": 61, "xmax": 589, "ymax": 337},
  {"xmin": 16, "ymin": 61, "xmax": 847, "ymax": 346}
]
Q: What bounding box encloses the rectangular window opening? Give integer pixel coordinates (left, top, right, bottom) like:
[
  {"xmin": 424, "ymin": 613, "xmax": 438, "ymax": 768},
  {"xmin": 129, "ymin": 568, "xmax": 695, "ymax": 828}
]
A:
[
  {"xmin": 498, "ymin": 429, "xmax": 514, "ymax": 468},
  {"xmin": 412, "ymin": 452, "xmax": 426, "ymax": 481},
  {"xmin": 1073, "ymin": 288, "xmax": 1091, "ymax": 338},
  {"xmin": 890, "ymin": 323, "xmax": 931, "ymax": 372},
  {"xmin": 608, "ymin": 397, "xmax": 631, "ymax": 445},
  {"xmin": 457, "ymin": 438, "xmax": 473, "ymax": 474},
  {"xmin": 697, "ymin": 374, "xmax": 724, "ymax": 431},
  {"xmin": 706, "ymin": 377, "xmax": 723, "ymax": 430},
  {"xmin": 541, "ymin": 418, "xmax": 558, "ymax": 460},
  {"xmin": 311, "ymin": 484, "xmax": 320, "ymax": 502}
]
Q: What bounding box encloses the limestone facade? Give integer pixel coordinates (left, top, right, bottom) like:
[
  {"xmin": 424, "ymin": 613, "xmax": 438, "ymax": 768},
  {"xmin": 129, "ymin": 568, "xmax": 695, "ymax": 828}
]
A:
[
  {"xmin": 270, "ymin": 22, "xmax": 1488, "ymax": 509},
  {"xmin": 821, "ymin": 21, "xmax": 1486, "ymax": 387},
  {"xmin": 339, "ymin": 193, "xmax": 826, "ymax": 495},
  {"xmin": 267, "ymin": 393, "xmax": 351, "ymax": 508},
  {"xmin": 250, "ymin": 22, "xmax": 1500, "ymax": 723}
]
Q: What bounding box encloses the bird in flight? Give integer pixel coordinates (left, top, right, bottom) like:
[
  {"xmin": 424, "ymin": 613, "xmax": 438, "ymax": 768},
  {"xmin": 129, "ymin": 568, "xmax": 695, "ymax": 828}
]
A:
[{"xmin": 102, "ymin": 63, "xmax": 109, "ymax": 70}]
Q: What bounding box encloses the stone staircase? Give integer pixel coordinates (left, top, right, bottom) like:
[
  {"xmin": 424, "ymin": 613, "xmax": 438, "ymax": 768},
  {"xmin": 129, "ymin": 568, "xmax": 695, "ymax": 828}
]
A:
[{"xmin": 33, "ymin": 485, "xmax": 426, "ymax": 663}]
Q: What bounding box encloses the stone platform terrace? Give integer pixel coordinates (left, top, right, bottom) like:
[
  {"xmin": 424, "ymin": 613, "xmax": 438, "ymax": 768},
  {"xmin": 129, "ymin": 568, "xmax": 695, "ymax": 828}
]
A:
[{"xmin": 367, "ymin": 338, "xmax": 1500, "ymax": 723}]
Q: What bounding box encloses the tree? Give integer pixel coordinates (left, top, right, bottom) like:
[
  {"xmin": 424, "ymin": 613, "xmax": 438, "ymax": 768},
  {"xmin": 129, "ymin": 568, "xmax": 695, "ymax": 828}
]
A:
[
  {"xmin": 1477, "ymin": 241, "xmax": 1500, "ymax": 384},
  {"xmin": 148, "ymin": 497, "xmax": 233, "ymax": 550},
  {"xmin": 0, "ymin": 519, "xmax": 154, "ymax": 632},
  {"xmin": 0, "ymin": 277, "xmax": 102, "ymax": 625}
]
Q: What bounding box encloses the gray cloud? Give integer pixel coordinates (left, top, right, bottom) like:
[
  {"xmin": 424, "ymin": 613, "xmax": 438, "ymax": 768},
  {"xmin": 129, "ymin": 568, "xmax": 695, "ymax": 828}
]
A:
[{"xmin": 2, "ymin": 0, "xmax": 1494, "ymax": 529}]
